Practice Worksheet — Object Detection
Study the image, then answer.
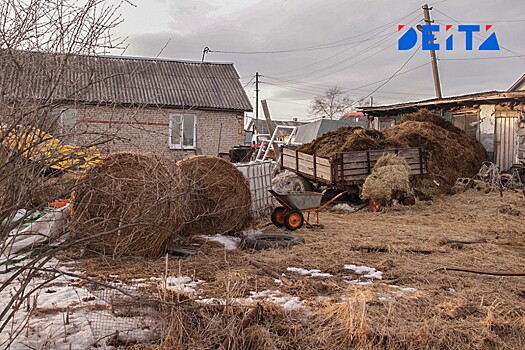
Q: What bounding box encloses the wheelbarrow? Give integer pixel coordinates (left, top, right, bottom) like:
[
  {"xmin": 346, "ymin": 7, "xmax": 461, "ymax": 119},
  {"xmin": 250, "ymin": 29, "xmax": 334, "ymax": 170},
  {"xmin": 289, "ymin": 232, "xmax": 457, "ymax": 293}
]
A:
[{"xmin": 269, "ymin": 190, "xmax": 344, "ymax": 230}]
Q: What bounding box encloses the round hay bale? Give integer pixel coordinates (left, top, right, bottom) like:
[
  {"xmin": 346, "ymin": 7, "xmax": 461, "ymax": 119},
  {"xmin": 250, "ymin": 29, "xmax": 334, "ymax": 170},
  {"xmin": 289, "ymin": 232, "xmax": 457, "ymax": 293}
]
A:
[
  {"xmin": 176, "ymin": 155, "xmax": 252, "ymax": 236},
  {"xmin": 70, "ymin": 152, "xmax": 181, "ymax": 257},
  {"xmin": 361, "ymin": 164, "xmax": 410, "ymax": 201},
  {"xmin": 272, "ymin": 171, "xmax": 313, "ymax": 193}
]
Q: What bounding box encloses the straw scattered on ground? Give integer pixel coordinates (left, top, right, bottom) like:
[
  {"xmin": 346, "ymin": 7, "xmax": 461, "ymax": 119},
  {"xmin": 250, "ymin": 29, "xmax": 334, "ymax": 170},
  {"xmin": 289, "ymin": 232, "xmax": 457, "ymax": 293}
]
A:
[{"xmin": 67, "ymin": 190, "xmax": 525, "ymax": 349}]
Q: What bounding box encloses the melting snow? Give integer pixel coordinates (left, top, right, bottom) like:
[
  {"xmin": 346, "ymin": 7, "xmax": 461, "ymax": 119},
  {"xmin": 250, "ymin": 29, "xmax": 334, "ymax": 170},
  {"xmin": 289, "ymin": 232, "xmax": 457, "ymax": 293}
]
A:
[
  {"xmin": 343, "ymin": 264, "xmax": 383, "ymax": 279},
  {"xmin": 286, "ymin": 267, "xmax": 333, "ymax": 278},
  {"xmin": 200, "ymin": 234, "xmax": 239, "ymax": 250},
  {"xmin": 197, "ymin": 290, "xmax": 304, "ymax": 311},
  {"xmin": 331, "ymin": 203, "xmax": 357, "ymax": 212},
  {"xmin": 164, "ymin": 276, "xmax": 205, "ymax": 294},
  {"xmin": 343, "ymin": 264, "xmax": 383, "ymax": 286}
]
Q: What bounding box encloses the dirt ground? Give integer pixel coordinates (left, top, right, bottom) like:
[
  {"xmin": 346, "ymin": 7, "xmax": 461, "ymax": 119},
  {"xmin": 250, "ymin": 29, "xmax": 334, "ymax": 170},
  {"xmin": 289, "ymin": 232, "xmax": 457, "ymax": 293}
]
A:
[{"xmin": 68, "ymin": 190, "xmax": 525, "ymax": 349}]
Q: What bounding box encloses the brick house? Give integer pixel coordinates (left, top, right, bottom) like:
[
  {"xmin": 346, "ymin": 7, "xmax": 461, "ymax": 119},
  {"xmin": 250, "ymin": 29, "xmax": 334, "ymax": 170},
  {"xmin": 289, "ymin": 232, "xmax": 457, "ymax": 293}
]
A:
[{"xmin": 3, "ymin": 52, "xmax": 252, "ymax": 160}]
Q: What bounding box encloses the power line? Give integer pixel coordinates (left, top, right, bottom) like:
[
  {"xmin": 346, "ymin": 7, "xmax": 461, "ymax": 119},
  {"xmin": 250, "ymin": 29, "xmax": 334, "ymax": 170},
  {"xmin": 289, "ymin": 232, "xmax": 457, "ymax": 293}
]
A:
[
  {"xmin": 440, "ymin": 55, "xmax": 525, "ymax": 61},
  {"xmin": 356, "ymin": 44, "xmax": 423, "ymax": 104},
  {"xmin": 433, "ymin": 8, "xmax": 525, "ymax": 61},
  {"xmin": 265, "ymin": 9, "xmax": 422, "ymax": 76},
  {"xmin": 275, "ymin": 12, "xmax": 424, "ymax": 80},
  {"xmin": 206, "ymin": 8, "xmax": 421, "ymax": 56}
]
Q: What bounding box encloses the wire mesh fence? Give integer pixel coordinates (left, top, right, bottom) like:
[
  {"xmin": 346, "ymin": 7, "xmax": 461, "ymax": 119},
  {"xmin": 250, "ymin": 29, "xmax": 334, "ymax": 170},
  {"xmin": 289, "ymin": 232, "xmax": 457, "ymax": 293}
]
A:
[{"xmin": 82, "ymin": 280, "xmax": 162, "ymax": 345}]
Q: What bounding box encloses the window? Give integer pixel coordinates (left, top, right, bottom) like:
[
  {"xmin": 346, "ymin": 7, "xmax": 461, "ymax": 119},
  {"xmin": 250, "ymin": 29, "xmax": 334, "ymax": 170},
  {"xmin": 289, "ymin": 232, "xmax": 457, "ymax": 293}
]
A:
[{"xmin": 169, "ymin": 114, "xmax": 196, "ymax": 149}]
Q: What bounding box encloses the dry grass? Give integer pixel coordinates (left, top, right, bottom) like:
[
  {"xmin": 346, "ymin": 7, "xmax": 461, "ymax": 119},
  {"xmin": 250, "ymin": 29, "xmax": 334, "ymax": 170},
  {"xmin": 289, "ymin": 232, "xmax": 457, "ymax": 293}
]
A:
[{"xmin": 66, "ymin": 190, "xmax": 525, "ymax": 349}]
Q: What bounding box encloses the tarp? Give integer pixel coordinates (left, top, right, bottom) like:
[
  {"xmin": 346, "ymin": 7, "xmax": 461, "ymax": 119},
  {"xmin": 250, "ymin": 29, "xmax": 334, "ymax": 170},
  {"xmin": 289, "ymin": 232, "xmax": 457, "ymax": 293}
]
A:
[{"xmin": 294, "ymin": 119, "xmax": 368, "ymax": 144}]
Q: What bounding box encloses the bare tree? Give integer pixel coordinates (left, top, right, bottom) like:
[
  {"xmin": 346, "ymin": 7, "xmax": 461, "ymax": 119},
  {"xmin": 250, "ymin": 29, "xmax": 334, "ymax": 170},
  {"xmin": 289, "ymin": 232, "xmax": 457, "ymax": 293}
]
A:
[
  {"xmin": 0, "ymin": 1, "xmax": 129, "ymax": 347},
  {"xmin": 309, "ymin": 86, "xmax": 354, "ymax": 120}
]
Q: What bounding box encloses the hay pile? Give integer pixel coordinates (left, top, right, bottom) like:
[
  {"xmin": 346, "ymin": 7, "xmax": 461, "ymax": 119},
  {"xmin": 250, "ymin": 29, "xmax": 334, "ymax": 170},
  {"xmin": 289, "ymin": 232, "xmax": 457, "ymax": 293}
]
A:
[
  {"xmin": 382, "ymin": 119, "xmax": 487, "ymax": 188},
  {"xmin": 70, "ymin": 152, "xmax": 183, "ymax": 257},
  {"xmin": 176, "ymin": 156, "xmax": 252, "ymax": 236},
  {"xmin": 298, "ymin": 110, "xmax": 488, "ymax": 191},
  {"xmin": 298, "ymin": 127, "xmax": 401, "ymax": 158},
  {"xmin": 361, "ymin": 154, "xmax": 410, "ymax": 201}
]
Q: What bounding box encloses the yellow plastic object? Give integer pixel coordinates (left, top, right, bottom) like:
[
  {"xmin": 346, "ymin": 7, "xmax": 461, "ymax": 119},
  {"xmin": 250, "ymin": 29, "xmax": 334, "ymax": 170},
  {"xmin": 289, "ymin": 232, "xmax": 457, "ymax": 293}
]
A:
[{"xmin": 1, "ymin": 125, "xmax": 101, "ymax": 173}]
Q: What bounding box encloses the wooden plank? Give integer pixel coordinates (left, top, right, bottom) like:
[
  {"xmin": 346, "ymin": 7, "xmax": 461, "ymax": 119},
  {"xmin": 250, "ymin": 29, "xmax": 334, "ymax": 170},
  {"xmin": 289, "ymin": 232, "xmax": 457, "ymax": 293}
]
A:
[
  {"xmin": 342, "ymin": 163, "xmax": 426, "ymax": 177},
  {"xmin": 342, "ymin": 161, "xmax": 424, "ymax": 171},
  {"xmin": 341, "ymin": 148, "xmax": 421, "ymax": 162},
  {"xmin": 282, "ymin": 158, "xmax": 332, "ymax": 180},
  {"xmin": 282, "ymin": 148, "xmax": 331, "ymax": 167}
]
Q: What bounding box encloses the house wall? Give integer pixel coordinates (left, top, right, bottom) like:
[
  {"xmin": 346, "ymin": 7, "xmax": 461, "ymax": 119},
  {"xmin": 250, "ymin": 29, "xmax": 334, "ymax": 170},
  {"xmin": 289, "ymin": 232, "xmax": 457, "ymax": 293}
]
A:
[{"xmin": 61, "ymin": 104, "xmax": 244, "ymax": 161}]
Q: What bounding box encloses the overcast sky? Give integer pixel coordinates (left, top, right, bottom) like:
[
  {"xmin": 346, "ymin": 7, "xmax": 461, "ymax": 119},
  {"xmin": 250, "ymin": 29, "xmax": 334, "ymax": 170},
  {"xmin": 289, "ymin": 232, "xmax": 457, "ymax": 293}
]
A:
[{"xmin": 109, "ymin": 0, "xmax": 525, "ymax": 120}]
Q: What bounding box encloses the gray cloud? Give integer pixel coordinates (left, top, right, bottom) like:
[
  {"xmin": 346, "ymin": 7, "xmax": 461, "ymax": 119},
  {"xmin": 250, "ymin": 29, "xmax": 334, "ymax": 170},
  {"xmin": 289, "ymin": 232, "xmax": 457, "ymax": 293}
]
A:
[{"xmin": 115, "ymin": 0, "xmax": 525, "ymax": 119}]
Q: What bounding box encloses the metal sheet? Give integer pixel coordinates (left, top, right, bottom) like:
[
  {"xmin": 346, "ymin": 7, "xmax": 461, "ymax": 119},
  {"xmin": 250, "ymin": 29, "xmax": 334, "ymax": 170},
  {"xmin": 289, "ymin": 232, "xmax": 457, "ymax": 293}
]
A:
[{"xmin": 495, "ymin": 111, "xmax": 518, "ymax": 171}]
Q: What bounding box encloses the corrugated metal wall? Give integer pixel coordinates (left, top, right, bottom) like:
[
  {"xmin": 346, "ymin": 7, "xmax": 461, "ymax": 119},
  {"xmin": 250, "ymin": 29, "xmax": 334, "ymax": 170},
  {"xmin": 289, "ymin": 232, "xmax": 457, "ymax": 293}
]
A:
[{"xmin": 495, "ymin": 110, "xmax": 519, "ymax": 171}]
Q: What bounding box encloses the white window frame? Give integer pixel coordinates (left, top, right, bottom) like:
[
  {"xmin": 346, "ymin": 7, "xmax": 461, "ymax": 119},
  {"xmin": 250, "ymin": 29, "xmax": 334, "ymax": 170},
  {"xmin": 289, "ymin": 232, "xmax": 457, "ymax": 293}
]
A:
[{"xmin": 169, "ymin": 114, "xmax": 196, "ymax": 150}]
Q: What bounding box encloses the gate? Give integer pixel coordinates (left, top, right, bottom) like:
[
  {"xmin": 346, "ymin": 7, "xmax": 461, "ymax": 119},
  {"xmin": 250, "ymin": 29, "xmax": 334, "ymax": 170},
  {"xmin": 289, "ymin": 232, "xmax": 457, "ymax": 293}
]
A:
[{"xmin": 495, "ymin": 111, "xmax": 519, "ymax": 171}]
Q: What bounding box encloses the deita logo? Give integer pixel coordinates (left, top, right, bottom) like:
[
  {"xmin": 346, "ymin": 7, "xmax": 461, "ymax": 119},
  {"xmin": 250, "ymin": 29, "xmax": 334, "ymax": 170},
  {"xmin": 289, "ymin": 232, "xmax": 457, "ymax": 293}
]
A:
[{"xmin": 397, "ymin": 24, "xmax": 500, "ymax": 51}]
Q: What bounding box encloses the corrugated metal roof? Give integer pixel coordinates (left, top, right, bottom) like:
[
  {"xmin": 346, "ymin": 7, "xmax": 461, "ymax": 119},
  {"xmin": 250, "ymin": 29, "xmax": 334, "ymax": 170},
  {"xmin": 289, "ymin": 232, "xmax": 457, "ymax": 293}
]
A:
[
  {"xmin": 358, "ymin": 90, "xmax": 525, "ymax": 115},
  {"xmin": 2, "ymin": 52, "xmax": 253, "ymax": 112}
]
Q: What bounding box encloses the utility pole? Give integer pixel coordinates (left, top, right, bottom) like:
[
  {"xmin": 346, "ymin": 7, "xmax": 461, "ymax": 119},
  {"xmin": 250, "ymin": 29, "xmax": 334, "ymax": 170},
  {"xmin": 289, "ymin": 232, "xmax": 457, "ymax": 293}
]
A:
[
  {"xmin": 253, "ymin": 72, "xmax": 259, "ymax": 135},
  {"xmin": 422, "ymin": 3, "xmax": 442, "ymax": 99}
]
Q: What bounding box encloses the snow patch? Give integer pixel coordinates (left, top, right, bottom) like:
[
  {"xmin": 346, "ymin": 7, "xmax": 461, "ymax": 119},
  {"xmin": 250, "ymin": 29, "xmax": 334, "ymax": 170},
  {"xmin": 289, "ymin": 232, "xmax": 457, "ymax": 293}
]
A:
[
  {"xmin": 196, "ymin": 290, "xmax": 304, "ymax": 310},
  {"xmin": 331, "ymin": 203, "xmax": 357, "ymax": 212},
  {"xmin": 286, "ymin": 267, "xmax": 332, "ymax": 278},
  {"xmin": 164, "ymin": 276, "xmax": 205, "ymax": 294},
  {"xmin": 343, "ymin": 264, "xmax": 383, "ymax": 286},
  {"xmin": 200, "ymin": 234, "xmax": 239, "ymax": 250}
]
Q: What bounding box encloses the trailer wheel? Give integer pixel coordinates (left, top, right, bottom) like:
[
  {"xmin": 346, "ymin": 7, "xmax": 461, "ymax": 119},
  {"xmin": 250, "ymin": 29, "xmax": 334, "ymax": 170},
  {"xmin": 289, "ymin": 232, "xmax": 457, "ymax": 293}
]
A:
[
  {"xmin": 284, "ymin": 209, "xmax": 304, "ymax": 230},
  {"xmin": 241, "ymin": 233, "xmax": 305, "ymax": 250},
  {"xmin": 271, "ymin": 207, "xmax": 286, "ymax": 228}
]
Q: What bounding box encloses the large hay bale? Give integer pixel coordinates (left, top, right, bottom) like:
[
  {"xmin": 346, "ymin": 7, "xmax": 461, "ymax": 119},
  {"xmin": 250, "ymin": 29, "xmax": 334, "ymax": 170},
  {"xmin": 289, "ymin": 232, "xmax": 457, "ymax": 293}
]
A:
[
  {"xmin": 70, "ymin": 152, "xmax": 181, "ymax": 257},
  {"xmin": 361, "ymin": 156, "xmax": 411, "ymax": 201},
  {"xmin": 176, "ymin": 156, "xmax": 252, "ymax": 236}
]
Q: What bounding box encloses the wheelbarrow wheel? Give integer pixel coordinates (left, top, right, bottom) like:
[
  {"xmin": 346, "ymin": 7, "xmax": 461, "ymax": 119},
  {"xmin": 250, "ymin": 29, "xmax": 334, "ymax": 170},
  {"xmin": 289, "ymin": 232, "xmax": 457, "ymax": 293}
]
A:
[
  {"xmin": 271, "ymin": 207, "xmax": 286, "ymax": 228},
  {"xmin": 284, "ymin": 209, "xmax": 304, "ymax": 230}
]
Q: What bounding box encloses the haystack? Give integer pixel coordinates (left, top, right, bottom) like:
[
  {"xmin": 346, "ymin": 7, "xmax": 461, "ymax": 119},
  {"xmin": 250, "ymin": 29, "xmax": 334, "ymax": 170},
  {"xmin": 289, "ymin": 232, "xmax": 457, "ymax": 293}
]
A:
[
  {"xmin": 383, "ymin": 119, "xmax": 487, "ymax": 188},
  {"xmin": 70, "ymin": 152, "xmax": 182, "ymax": 257},
  {"xmin": 297, "ymin": 110, "xmax": 487, "ymax": 194},
  {"xmin": 361, "ymin": 155, "xmax": 411, "ymax": 201},
  {"xmin": 176, "ymin": 156, "xmax": 252, "ymax": 236},
  {"xmin": 298, "ymin": 126, "xmax": 402, "ymax": 158}
]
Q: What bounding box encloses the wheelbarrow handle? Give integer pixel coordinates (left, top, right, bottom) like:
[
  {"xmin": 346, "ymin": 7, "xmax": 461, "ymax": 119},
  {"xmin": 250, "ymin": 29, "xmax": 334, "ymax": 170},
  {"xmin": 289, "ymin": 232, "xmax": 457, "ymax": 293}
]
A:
[{"xmin": 318, "ymin": 192, "xmax": 345, "ymax": 211}]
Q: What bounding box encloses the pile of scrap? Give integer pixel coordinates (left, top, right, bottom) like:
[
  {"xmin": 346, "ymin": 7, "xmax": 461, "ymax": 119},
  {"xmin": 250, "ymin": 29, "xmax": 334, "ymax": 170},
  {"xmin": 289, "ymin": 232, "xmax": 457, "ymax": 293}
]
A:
[
  {"xmin": 70, "ymin": 153, "xmax": 252, "ymax": 257},
  {"xmin": 298, "ymin": 110, "xmax": 488, "ymax": 194}
]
